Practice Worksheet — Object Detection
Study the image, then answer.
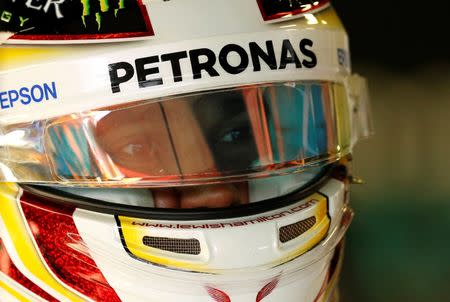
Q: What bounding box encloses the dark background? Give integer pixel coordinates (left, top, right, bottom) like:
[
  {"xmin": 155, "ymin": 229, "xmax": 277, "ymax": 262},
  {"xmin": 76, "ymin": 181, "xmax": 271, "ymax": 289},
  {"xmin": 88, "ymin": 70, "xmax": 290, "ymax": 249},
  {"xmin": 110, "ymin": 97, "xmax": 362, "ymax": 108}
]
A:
[
  {"xmin": 334, "ymin": 0, "xmax": 449, "ymax": 69},
  {"xmin": 332, "ymin": 1, "xmax": 450, "ymax": 301}
]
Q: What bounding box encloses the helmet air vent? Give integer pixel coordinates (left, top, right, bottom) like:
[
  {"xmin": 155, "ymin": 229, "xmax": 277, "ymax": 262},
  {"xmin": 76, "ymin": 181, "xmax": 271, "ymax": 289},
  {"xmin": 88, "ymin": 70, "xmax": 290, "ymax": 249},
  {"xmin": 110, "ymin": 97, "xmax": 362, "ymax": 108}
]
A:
[
  {"xmin": 279, "ymin": 216, "xmax": 316, "ymax": 243},
  {"xmin": 142, "ymin": 236, "xmax": 201, "ymax": 255}
]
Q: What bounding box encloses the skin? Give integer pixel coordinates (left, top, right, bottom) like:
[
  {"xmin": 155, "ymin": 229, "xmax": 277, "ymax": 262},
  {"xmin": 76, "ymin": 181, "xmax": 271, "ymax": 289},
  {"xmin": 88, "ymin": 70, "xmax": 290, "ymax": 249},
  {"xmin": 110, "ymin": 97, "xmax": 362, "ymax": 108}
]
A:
[{"xmin": 94, "ymin": 97, "xmax": 251, "ymax": 209}]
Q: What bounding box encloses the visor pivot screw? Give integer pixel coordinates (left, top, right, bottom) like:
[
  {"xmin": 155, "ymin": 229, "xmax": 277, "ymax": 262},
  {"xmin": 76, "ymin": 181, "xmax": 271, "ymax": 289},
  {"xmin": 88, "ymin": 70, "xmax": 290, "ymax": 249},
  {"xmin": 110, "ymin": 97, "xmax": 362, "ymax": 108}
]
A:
[{"xmin": 348, "ymin": 176, "xmax": 364, "ymax": 185}]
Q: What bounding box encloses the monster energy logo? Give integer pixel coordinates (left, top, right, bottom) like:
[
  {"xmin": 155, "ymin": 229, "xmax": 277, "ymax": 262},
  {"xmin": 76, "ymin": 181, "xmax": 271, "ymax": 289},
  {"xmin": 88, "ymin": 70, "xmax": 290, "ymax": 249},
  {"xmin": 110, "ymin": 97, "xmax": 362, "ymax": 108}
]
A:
[
  {"xmin": 80, "ymin": 0, "xmax": 141, "ymax": 31},
  {"xmin": 1, "ymin": 0, "xmax": 151, "ymax": 39}
]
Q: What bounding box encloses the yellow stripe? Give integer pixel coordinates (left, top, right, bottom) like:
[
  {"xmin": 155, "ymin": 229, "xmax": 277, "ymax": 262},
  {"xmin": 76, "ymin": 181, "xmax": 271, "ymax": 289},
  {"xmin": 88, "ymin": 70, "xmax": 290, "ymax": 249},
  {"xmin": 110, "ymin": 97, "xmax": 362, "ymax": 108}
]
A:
[
  {"xmin": 275, "ymin": 193, "xmax": 330, "ymax": 266},
  {"xmin": 0, "ymin": 183, "xmax": 88, "ymax": 302},
  {"xmin": 119, "ymin": 215, "xmax": 208, "ymax": 271},
  {"xmin": 0, "ymin": 279, "xmax": 32, "ymax": 302},
  {"xmin": 333, "ymin": 84, "xmax": 351, "ymax": 153},
  {"xmin": 0, "ymin": 47, "xmax": 66, "ymax": 71},
  {"xmin": 119, "ymin": 193, "xmax": 330, "ymax": 272}
]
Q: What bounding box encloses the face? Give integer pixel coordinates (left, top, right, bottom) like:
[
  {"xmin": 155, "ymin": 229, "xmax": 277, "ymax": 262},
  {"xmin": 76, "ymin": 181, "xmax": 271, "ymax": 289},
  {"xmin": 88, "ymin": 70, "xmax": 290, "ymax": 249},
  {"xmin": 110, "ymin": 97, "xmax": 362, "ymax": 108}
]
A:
[
  {"xmin": 46, "ymin": 84, "xmax": 325, "ymax": 209},
  {"xmin": 94, "ymin": 91, "xmax": 260, "ymax": 209}
]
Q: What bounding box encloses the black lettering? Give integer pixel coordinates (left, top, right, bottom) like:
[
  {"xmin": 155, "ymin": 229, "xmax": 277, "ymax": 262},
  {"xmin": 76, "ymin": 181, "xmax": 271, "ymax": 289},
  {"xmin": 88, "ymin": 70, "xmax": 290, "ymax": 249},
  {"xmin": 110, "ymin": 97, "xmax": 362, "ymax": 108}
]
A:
[
  {"xmin": 209, "ymin": 224, "xmax": 222, "ymax": 228},
  {"xmin": 279, "ymin": 39, "xmax": 301, "ymax": 69},
  {"xmin": 300, "ymin": 39, "xmax": 317, "ymax": 68},
  {"xmin": 249, "ymin": 41, "xmax": 277, "ymax": 71},
  {"xmin": 161, "ymin": 51, "xmax": 188, "ymax": 82},
  {"xmin": 109, "ymin": 62, "xmax": 135, "ymax": 93},
  {"xmin": 189, "ymin": 48, "xmax": 220, "ymax": 79},
  {"xmin": 135, "ymin": 56, "xmax": 164, "ymax": 88},
  {"xmin": 219, "ymin": 44, "xmax": 249, "ymax": 74}
]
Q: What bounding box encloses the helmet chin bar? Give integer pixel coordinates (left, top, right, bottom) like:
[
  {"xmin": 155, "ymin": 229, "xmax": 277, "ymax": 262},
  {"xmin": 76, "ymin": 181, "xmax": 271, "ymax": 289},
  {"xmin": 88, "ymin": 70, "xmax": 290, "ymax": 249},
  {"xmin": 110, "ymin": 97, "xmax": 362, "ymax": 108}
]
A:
[{"xmin": 0, "ymin": 166, "xmax": 350, "ymax": 302}]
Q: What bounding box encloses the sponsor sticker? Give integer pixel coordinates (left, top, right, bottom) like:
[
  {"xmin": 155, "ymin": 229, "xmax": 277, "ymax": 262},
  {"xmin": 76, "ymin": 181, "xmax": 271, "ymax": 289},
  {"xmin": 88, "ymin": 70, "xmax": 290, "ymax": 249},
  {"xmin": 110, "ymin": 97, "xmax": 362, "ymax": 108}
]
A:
[
  {"xmin": 108, "ymin": 38, "xmax": 318, "ymax": 94},
  {"xmin": 256, "ymin": 0, "xmax": 330, "ymax": 22},
  {"xmin": 0, "ymin": 82, "xmax": 58, "ymax": 110},
  {"xmin": 0, "ymin": 30, "xmax": 349, "ymax": 123},
  {"xmin": 0, "ymin": 0, "xmax": 154, "ymax": 43}
]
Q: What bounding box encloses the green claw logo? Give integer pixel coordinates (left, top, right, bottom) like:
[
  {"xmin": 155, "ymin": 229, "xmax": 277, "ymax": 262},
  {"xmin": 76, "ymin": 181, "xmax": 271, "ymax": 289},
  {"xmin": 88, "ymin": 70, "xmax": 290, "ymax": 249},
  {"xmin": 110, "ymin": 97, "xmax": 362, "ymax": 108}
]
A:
[
  {"xmin": 78, "ymin": 0, "xmax": 150, "ymax": 34},
  {"xmin": 80, "ymin": 0, "xmax": 126, "ymax": 31}
]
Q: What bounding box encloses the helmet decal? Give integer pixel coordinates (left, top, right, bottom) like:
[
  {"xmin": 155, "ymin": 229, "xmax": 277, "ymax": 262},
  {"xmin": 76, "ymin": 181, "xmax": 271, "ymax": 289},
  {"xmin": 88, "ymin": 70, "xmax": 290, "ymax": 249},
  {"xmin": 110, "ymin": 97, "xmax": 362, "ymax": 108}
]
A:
[
  {"xmin": 206, "ymin": 286, "xmax": 232, "ymax": 302},
  {"xmin": 256, "ymin": 276, "xmax": 280, "ymax": 302},
  {"xmin": 0, "ymin": 0, "xmax": 154, "ymax": 42},
  {"xmin": 256, "ymin": 0, "xmax": 331, "ymax": 22}
]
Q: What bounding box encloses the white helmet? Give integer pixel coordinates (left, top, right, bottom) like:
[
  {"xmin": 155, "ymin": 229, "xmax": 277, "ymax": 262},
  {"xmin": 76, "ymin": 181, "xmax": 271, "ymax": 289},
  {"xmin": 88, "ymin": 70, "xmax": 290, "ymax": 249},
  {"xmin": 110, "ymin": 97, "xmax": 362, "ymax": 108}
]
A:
[{"xmin": 0, "ymin": 1, "xmax": 371, "ymax": 301}]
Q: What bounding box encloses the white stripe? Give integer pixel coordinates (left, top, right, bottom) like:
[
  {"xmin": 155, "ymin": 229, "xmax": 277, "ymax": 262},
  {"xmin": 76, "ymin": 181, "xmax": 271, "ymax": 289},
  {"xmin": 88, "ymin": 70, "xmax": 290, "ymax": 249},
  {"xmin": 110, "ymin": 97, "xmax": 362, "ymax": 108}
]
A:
[
  {"xmin": 0, "ymin": 286, "xmax": 19, "ymax": 302},
  {"xmin": 0, "ymin": 272, "xmax": 46, "ymax": 302},
  {"xmin": 0, "ymin": 216, "xmax": 62, "ymax": 301},
  {"xmin": 0, "ymin": 192, "xmax": 94, "ymax": 302},
  {"xmin": 0, "ymin": 32, "xmax": 13, "ymax": 44},
  {"xmin": 0, "ymin": 29, "xmax": 349, "ymax": 124}
]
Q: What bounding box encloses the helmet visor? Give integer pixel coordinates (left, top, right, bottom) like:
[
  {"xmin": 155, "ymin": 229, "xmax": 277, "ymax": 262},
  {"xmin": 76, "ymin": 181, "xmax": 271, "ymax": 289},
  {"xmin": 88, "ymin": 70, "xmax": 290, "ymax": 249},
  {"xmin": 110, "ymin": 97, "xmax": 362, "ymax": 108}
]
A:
[{"xmin": 0, "ymin": 81, "xmax": 363, "ymax": 186}]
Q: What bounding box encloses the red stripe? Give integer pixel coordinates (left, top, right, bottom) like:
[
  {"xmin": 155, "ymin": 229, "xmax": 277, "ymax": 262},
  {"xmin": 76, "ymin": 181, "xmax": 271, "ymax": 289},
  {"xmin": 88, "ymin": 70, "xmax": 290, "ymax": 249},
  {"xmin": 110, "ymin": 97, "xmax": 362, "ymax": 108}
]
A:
[
  {"xmin": 0, "ymin": 239, "xmax": 58, "ymax": 302},
  {"xmin": 206, "ymin": 286, "xmax": 232, "ymax": 302},
  {"xmin": 11, "ymin": 31, "xmax": 153, "ymax": 41},
  {"xmin": 20, "ymin": 192, "xmax": 121, "ymax": 302}
]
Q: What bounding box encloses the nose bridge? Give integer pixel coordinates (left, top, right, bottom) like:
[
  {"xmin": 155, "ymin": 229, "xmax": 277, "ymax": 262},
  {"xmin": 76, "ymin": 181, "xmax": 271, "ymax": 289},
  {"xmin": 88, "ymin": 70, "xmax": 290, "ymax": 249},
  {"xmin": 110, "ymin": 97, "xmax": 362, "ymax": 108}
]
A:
[
  {"xmin": 160, "ymin": 100, "xmax": 217, "ymax": 176},
  {"xmin": 178, "ymin": 183, "xmax": 249, "ymax": 209}
]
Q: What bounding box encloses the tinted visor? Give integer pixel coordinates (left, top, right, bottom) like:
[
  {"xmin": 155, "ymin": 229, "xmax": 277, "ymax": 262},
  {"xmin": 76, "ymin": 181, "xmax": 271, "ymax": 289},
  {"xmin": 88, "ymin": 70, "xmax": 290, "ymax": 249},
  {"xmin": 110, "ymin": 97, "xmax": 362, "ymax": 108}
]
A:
[{"xmin": 1, "ymin": 81, "xmax": 351, "ymax": 186}]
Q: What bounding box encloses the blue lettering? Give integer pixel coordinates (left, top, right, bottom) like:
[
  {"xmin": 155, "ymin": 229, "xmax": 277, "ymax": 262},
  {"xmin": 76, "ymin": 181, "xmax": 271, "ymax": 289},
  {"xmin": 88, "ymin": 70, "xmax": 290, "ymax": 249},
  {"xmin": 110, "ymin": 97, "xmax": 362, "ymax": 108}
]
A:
[
  {"xmin": 7, "ymin": 90, "xmax": 19, "ymax": 108},
  {"xmin": 0, "ymin": 92, "xmax": 9, "ymax": 109},
  {"xmin": 19, "ymin": 87, "xmax": 31, "ymax": 105},
  {"xmin": 43, "ymin": 82, "xmax": 57, "ymax": 99},
  {"xmin": 0, "ymin": 82, "xmax": 58, "ymax": 110},
  {"xmin": 31, "ymin": 85, "xmax": 44, "ymax": 102}
]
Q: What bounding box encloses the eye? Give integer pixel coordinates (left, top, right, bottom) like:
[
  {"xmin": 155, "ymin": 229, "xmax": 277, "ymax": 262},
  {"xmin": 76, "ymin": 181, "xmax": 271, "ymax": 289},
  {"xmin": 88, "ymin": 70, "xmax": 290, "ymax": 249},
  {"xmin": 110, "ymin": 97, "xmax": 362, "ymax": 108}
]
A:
[
  {"xmin": 218, "ymin": 126, "xmax": 252, "ymax": 144},
  {"xmin": 121, "ymin": 143, "xmax": 145, "ymax": 156},
  {"xmin": 112, "ymin": 140, "xmax": 156, "ymax": 164},
  {"xmin": 221, "ymin": 129, "xmax": 242, "ymax": 143}
]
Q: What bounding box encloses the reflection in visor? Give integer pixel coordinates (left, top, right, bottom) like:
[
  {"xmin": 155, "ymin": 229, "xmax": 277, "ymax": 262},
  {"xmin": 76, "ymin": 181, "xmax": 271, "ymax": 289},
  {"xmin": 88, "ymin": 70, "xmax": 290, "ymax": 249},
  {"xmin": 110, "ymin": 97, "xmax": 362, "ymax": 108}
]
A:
[
  {"xmin": 0, "ymin": 82, "xmax": 350, "ymax": 186},
  {"xmin": 52, "ymin": 168, "xmax": 324, "ymax": 209}
]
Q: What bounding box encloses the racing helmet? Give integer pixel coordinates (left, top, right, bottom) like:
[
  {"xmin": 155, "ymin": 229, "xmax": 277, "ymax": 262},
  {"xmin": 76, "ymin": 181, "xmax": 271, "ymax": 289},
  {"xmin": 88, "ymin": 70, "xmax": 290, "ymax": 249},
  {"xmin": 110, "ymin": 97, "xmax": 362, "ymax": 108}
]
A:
[{"xmin": 0, "ymin": 1, "xmax": 371, "ymax": 301}]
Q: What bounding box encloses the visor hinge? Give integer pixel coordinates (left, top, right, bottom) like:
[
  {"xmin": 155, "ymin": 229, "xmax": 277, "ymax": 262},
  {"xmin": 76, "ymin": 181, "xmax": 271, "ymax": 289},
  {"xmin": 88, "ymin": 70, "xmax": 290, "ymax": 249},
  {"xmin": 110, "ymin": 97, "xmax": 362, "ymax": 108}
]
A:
[{"xmin": 348, "ymin": 175, "xmax": 365, "ymax": 185}]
